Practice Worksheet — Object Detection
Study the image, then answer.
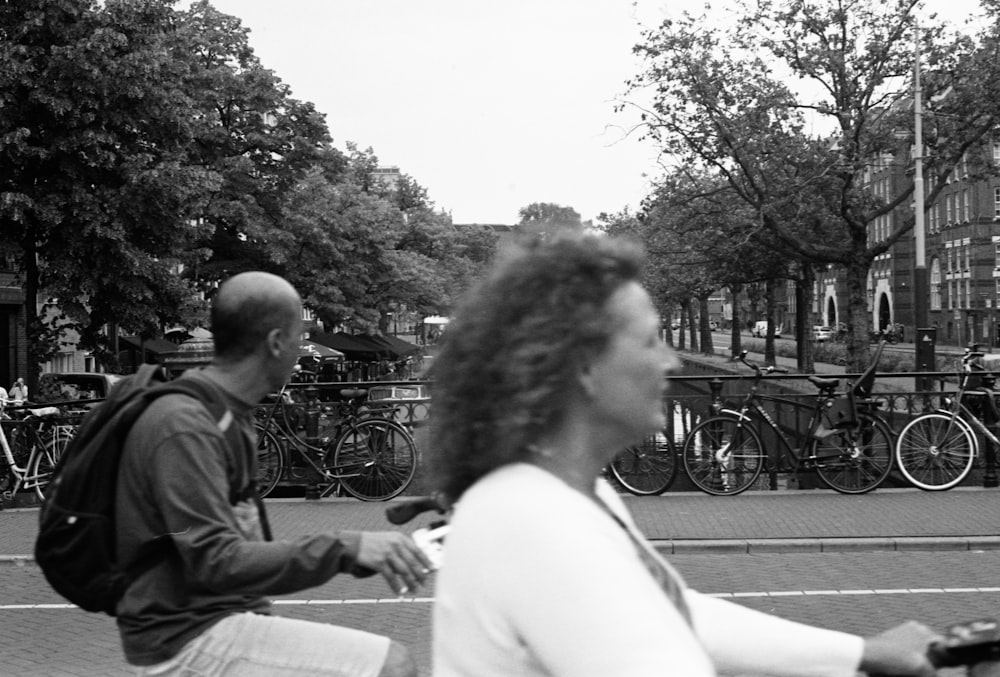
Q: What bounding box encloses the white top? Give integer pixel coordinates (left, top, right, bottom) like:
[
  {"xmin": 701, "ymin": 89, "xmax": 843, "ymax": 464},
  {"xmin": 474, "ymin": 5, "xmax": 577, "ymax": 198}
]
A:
[{"xmin": 432, "ymin": 463, "xmax": 864, "ymax": 677}]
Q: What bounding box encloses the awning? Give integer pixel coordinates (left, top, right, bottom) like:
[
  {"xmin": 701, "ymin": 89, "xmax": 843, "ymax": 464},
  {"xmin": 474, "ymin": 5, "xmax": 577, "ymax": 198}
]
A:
[
  {"xmin": 361, "ymin": 333, "xmax": 421, "ymax": 358},
  {"xmin": 310, "ymin": 332, "xmax": 390, "ymax": 361},
  {"xmin": 298, "ymin": 340, "xmax": 344, "ymax": 362},
  {"xmin": 120, "ymin": 336, "xmax": 180, "ymax": 355},
  {"xmin": 423, "ymin": 316, "xmax": 450, "ymax": 325}
]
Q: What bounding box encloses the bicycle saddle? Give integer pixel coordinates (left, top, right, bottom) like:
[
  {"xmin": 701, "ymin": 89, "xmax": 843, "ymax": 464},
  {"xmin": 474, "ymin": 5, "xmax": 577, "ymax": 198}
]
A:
[{"xmin": 808, "ymin": 376, "xmax": 840, "ymax": 391}]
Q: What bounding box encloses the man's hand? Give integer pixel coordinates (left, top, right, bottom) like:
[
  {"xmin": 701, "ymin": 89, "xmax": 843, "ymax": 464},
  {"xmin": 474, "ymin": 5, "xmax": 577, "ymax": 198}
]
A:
[
  {"xmin": 860, "ymin": 621, "xmax": 942, "ymax": 676},
  {"xmin": 357, "ymin": 531, "xmax": 434, "ymax": 596}
]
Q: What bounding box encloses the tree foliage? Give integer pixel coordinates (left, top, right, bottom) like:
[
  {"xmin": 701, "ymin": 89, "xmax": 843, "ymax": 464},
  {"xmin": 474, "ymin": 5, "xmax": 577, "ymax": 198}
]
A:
[
  {"xmin": 626, "ymin": 0, "xmax": 1000, "ymax": 369},
  {"xmin": 0, "ymin": 0, "xmax": 495, "ymax": 377}
]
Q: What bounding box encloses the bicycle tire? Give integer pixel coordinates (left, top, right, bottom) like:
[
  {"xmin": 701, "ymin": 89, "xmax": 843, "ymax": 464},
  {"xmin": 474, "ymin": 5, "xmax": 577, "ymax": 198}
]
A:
[
  {"xmin": 609, "ymin": 433, "xmax": 677, "ymax": 495},
  {"xmin": 27, "ymin": 435, "xmax": 62, "ymax": 501},
  {"xmin": 327, "ymin": 419, "xmax": 416, "ymax": 501},
  {"xmin": 895, "ymin": 412, "xmax": 976, "ymax": 491},
  {"xmin": 682, "ymin": 416, "xmax": 764, "ymax": 496},
  {"xmin": 812, "ymin": 412, "xmax": 894, "ymax": 494},
  {"xmin": 253, "ymin": 422, "xmax": 286, "ymax": 499}
]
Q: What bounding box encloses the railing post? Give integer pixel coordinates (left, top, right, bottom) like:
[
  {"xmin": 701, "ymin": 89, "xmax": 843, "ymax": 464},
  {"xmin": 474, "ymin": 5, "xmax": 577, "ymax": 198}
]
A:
[
  {"xmin": 708, "ymin": 378, "xmax": 724, "ymax": 415},
  {"xmin": 985, "ymin": 438, "xmax": 998, "ymax": 488}
]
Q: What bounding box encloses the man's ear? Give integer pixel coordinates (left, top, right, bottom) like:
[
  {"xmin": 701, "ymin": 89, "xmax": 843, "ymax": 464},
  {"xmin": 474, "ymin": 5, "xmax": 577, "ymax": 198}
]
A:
[{"xmin": 265, "ymin": 327, "xmax": 284, "ymax": 358}]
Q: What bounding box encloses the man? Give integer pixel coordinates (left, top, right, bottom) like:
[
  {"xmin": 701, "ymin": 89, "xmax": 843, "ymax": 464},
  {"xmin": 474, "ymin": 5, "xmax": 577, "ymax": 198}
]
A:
[
  {"xmin": 115, "ymin": 271, "xmax": 431, "ymax": 677},
  {"xmin": 9, "ymin": 377, "xmax": 27, "ymax": 403}
]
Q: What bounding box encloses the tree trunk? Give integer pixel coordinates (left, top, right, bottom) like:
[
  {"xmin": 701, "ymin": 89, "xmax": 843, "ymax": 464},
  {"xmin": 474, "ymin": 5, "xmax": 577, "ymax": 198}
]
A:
[
  {"xmin": 796, "ymin": 265, "xmax": 815, "ymax": 373},
  {"xmin": 764, "ymin": 279, "xmax": 777, "ymax": 366},
  {"xmin": 698, "ymin": 293, "xmax": 713, "ymax": 356},
  {"xmin": 844, "ymin": 258, "xmax": 873, "ymax": 372},
  {"xmin": 686, "ymin": 301, "xmax": 698, "ymax": 353},
  {"xmin": 729, "ymin": 284, "xmax": 742, "ymax": 360}
]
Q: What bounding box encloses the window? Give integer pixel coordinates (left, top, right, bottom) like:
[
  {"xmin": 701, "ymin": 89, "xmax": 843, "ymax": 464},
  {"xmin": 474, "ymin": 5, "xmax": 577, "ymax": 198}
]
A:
[
  {"xmin": 995, "ymin": 243, "xmax": 1000, "ymax": 269},
  {"xmin": 994, "ymin": 140, "xmax": 1000, "ymax": 165},
  {"xmin": 946, "ymin": 194, "xmax": 953, "ymax": 223},
  {"xmin": 963, "ymin": 190, "xmax": 970, "ymax": 222},
  {"xmin": 995, "ymin": 187, "xmax": 1000, "ymax": 219},
  {"xmin": 931, "ymin": 258, "xmax": 942, "ymax": 310}
]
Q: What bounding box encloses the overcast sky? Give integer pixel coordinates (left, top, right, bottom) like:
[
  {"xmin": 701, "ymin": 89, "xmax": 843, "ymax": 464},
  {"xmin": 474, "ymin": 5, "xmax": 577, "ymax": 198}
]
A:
[{"xmin": 188, "ymin": 0, "xmax": 986, "ymax": 226}]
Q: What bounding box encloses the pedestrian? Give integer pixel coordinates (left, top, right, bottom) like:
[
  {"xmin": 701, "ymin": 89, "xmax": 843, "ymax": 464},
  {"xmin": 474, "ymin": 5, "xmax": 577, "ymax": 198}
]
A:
[
  {"xmin": 9, "ymin": 377, "xmax": 27, "ymax": 404},
  {"xmin": 0, "ymin": 383, "xmax": 7, "ymax": 407},
  {"xmin": 427, "ymin": 233, "xmax": 957, "ymax": 676},
  {"xmin": 115, "ymin": 271, "xmax": 431, "ymax": 677}
]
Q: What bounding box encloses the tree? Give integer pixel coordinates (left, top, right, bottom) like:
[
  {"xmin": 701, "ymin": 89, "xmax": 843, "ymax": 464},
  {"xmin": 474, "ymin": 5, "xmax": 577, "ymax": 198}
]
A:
[
  {"xmin": 517, "ymin": 202, "xmax": 583, "ymax": 241},
  {"xmin": 626, "ymin": 0, "xmax": 1000, "ymax": 369},
  {"xmin": 0, "ymin": 0, "xmax": 218, "ymax": 376}
]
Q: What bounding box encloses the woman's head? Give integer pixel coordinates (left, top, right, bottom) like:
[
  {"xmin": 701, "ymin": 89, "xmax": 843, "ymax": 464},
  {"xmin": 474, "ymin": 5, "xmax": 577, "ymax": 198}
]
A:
[{"xmin": 429, "ymin": 233, "xmax": 668, "ymax": 501}]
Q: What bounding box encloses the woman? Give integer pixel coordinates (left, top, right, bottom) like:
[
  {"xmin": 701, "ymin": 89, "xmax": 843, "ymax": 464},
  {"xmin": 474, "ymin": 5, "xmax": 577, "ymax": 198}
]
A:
[{"xmin": 428, "ymin": 233, "xmax": 941, "ymax": 677}]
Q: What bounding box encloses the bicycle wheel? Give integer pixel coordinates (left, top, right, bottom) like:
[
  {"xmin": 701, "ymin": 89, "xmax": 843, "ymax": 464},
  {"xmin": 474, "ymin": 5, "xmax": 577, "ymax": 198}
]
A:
[
  {"xmin": 609, "ymin": 432, "xmax": 676, "ymax": 495},
  {"xmin": 682, "ymin": 416, "xmax": 764, "ymax": 496},
  {"xmin": 812, "ymin": 412, "xmax": 894, "ymax": 494},
  {"xmin": 28, "ymin": 435, "xmax": 62, "ymax": 501},
  {"xmin": 253, "ymin": 423, "xmax": 286, "ymax": 498},
  {"xmin": 327, "ymin": 419, "xmax": 416, "ymax": 501},
  {"xmin": 895, "ymin": 412, "xmax": 976, "ymax": 491}
]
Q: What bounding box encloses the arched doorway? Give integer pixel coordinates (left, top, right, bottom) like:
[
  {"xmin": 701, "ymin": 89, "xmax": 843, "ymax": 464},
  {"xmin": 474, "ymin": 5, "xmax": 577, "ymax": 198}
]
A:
[
  {"xmin": 826, "ymin": 297, "xmax": 837, "ymax": 326},
  {"xmin": 878, "ymin": 292, "xmax": 892, "ymax": 333}
]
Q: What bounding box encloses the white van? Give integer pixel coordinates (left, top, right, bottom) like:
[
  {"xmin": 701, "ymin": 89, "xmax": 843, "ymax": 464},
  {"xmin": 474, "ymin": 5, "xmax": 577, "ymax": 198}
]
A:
[{"xmin": 752, "ymin": 321, "xmax": 781, "ymax": 338}]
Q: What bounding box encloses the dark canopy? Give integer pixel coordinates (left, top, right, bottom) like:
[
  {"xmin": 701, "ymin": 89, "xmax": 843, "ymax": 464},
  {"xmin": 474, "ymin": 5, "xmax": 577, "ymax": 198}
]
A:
[{"xmin": 310, "ymin": 333, "xmax": 390, "ymax": 361}]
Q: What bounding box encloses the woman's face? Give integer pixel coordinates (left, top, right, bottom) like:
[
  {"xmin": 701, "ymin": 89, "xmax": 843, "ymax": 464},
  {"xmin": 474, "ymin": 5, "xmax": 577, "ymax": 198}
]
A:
[{"xmin": 585, "ymin": 281, "xmax": 680, "ymax": 444}]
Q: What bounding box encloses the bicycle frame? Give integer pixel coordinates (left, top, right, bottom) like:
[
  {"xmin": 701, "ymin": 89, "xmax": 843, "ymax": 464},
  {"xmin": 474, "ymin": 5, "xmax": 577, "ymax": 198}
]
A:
[{"xmin": 717, "ymin": 383, "xmax": 829, "ymax": 473}]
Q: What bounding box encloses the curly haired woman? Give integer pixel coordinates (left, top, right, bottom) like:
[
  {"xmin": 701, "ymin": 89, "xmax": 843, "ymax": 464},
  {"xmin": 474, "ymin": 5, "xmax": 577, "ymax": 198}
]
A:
[{"xmin": 428, "ymin": 233, "xmax": 944, "ymax": 677}]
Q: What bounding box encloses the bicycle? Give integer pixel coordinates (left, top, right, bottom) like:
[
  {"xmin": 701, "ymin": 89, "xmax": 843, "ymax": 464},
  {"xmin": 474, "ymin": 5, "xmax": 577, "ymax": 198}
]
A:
[
  {"xmin": 0, "ymin": 403, "xmax": 74, "ymax": 502},
  {"xmin": 894, "ymin": 346, "xmax": 997, "ymax": 490},
  {"xmin": 608, "ymin": 411, "xmax": 679, "ymax": 495},
  {"xmin": 680, "ymin": 342, "xmax": 894, "ymax": 496},
  {"xmin": 253, "ymin": 374, "xmax": 418, "ymax": 501}
]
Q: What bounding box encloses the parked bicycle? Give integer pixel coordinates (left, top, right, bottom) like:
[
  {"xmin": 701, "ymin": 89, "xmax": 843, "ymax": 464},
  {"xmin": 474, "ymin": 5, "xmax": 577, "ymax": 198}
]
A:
[
  {"xmin": 253, "ymin": 372, "xmax": 417, "ymax": 501},
  {"xmin": 894, "ymin": 346, "xmax": 997, "ymax": 491},
  {"xmin": 607, "ymin": 429, "xmax": 677, "ymax": 495},
  {"xmin": 680, "ymin": 342, "xmax": 893, "ymax": 496},
  {"xmin": 0, "ymin": 403, "xmax": 75, "ymax": 502}
]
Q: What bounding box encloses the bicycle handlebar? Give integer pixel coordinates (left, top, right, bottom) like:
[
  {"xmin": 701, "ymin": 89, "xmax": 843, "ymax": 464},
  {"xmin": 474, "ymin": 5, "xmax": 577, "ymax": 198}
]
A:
[
  {"xmin": 738, "ymin": 351, "xmax": 789, "ymax": 375},
  {"xmin": 385, "ymin": 493, "xmax": 450, "ymax": 525}
]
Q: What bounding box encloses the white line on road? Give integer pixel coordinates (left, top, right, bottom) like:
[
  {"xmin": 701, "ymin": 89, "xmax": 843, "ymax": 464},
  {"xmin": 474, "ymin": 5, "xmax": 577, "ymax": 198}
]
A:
[{"xmin": 4, "ymin": 588, "xmax": 1000, "ymax": 611}]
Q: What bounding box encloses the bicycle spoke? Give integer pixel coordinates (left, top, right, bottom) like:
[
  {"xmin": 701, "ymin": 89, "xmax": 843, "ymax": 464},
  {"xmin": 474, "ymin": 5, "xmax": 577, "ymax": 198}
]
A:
[{"xmin": 813, "ymin": 414, "xmax": 893, "ymax": 494}]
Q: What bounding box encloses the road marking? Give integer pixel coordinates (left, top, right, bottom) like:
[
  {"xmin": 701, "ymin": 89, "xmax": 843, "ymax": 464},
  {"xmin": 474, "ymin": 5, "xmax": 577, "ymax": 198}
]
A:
[{"xmin": 4, "ymin": 589, "xmax": 1000, "ymax": 611}]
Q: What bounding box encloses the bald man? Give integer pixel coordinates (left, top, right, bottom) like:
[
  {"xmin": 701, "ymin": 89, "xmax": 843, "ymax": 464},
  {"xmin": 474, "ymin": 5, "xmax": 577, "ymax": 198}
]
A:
[{"xmin": 115, "ymin": 272, "xmax": 430, "ymax": 677}]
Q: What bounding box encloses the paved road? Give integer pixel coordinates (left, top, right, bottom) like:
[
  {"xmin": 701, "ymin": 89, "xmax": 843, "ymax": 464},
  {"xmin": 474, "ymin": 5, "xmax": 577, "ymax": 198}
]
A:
[{"xmin": 3, "ymin": 488, "xmax": 998, "ymax": 676}]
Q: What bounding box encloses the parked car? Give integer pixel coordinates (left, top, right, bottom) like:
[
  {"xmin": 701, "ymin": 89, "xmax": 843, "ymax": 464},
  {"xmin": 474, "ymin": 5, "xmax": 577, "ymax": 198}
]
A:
[
  {"xmin": 38, "ymin": 372, "xmax": 122, "ymax": 403},
  {"xmin": 813, "ymin": 325, "xmax": 834, "ymax": 342}
]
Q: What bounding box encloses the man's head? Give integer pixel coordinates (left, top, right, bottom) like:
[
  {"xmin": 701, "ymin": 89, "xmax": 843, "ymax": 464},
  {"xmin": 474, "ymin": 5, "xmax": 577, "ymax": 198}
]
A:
[{"xmin": 211, "ymin": 272, "xmax": 304, "ymax": 391}]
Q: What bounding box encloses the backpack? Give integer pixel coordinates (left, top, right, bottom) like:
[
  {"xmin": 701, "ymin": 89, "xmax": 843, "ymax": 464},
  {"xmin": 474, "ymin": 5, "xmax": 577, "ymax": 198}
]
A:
[{"xmin": 34, "ymin": 364, "xmax": 270, "ymax": 616}]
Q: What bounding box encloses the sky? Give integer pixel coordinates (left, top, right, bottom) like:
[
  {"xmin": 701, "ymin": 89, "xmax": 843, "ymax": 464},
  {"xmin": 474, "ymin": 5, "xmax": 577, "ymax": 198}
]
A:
[{"xmin": 186, "ymin": 0, "xmax": 987, "ymax": 226}]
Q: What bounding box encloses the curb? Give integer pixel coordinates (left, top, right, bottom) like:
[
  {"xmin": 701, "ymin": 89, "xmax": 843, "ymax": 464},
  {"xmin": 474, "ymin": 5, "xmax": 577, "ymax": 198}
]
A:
[{"xmin": 650, "ymin": 536, "xmax": 1000, "ymax": 555}]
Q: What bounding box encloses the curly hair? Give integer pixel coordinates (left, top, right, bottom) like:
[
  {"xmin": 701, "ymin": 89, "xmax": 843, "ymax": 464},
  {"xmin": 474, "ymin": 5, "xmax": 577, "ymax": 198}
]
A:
[{"xmin": 428, "ymin": 233, "xmax": 645, "ymax": 502}]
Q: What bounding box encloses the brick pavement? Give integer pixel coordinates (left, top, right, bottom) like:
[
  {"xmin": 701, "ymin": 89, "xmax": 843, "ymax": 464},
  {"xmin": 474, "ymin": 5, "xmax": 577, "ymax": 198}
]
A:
[{"xmin": 2, "ymin": 487, "xmax": 999, "ymax": 676}]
